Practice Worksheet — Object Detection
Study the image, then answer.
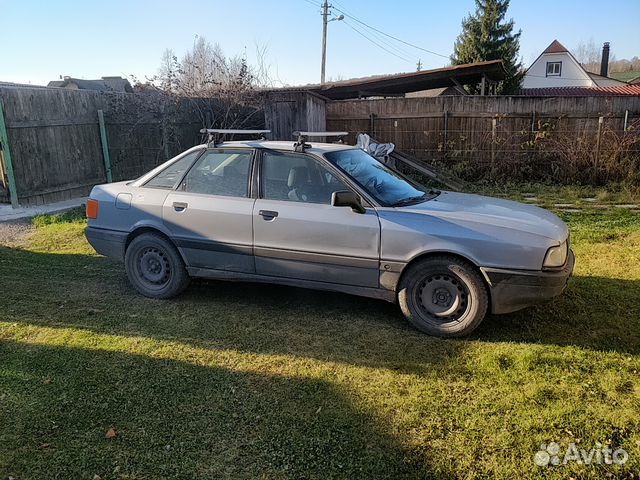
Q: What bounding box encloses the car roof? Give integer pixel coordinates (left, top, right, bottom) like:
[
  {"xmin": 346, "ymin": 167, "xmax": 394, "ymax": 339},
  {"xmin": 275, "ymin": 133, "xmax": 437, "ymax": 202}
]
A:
[
  {"xmin": 201, "ymin": 140, "xmax": 357, "ymax": 154},
  {"xmin": 131, "ymin": 141, "xmax": 357, "ymax": 188}
]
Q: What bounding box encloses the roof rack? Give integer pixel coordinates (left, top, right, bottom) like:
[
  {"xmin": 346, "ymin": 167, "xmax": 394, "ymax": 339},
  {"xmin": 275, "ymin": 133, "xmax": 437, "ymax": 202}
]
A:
[
  {"xmin": 293, "ymin": 131, "xmax": 349, "ymax": 152},
  {"xmin": 200, "ymin": 129, "xmax": 271, "ymax": 147}
]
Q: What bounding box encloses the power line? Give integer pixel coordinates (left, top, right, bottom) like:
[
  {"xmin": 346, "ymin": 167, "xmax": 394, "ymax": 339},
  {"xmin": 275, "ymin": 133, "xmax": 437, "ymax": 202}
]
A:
[
  {"xmin": 331, "ymin": 3, "xmax": 450, "ymax": 59},
  {"xmin": 348, "ymin": 19, "xmax": 418, "ymax": 60},
  {"xmin": 342, "ymin": 20, "xmax": 414, "ymax": 63},
  {"xmin": 302, "ymin": 0, "xmax": 417, "ymax": 62},
  {"xmin": 329, "ymin": 2, "xmax": 417, "ymax": 60}
]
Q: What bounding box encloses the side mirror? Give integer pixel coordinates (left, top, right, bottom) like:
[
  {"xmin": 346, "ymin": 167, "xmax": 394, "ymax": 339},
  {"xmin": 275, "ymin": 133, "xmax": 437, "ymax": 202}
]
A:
[{"xmin": 331, "ymin": 190, "xmax": 366, "ymax": 214}]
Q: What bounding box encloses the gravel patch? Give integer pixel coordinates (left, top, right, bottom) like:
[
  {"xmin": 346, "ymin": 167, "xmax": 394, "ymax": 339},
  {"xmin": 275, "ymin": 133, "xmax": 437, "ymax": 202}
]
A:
[{"xmin": 0, "ymin": 219, "xmax": 33, "ymax": 248}]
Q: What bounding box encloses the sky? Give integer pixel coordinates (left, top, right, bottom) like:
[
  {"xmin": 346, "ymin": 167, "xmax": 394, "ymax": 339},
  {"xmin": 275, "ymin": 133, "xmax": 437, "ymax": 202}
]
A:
[{"xmin": 1, "ymin": 0, "xmax": 639, "ymax": 87}]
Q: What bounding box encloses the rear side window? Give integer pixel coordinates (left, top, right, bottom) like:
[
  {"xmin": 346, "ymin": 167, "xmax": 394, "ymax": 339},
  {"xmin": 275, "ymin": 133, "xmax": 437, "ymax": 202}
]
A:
[
  {"xmin": 145, "ymin": 151, "xmax": 201, "ymax": 188},
  {"xmin": 182, "ymin": 150, "xmax": 253, "ymax": 197}
]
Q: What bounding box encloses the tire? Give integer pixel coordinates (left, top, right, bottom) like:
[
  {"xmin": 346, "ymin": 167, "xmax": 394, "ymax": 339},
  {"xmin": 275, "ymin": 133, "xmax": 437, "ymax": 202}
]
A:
[
  {"xmin": 398, "ymin": 255, "xmax": 488, "ymax": 337},
  {"xmin": 124, "ymin": 233, "xmax": 190, "ymax": 299}
]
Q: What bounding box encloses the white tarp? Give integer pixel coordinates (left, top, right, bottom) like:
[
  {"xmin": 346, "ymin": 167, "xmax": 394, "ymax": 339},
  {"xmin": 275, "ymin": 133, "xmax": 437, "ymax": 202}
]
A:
[{"xmin": 356, "ymin": 133, "xmax": 396, "ymax": 168}]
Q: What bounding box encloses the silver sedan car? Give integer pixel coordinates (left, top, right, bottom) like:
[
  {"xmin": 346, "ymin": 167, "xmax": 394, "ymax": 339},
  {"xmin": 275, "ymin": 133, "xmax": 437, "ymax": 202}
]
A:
[{"xmin": 85, "ymin": 132, "xmax": 574, "ymax": 337}]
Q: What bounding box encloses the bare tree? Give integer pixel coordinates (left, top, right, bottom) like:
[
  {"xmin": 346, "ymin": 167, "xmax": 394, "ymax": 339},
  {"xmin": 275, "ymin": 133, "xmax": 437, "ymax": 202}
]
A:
[
  {"xmin": 141, "ymin": 36, "xmax": 271, "ymax": 135},
  {"xmin": 609, "ymin": 56, "xmax": 640, "ymax": 73},
  {"xmin": 572, "ymin": 39, "xmax": 600, "ymax": 73},
  {"xmin": 573, "ymin": 40, "xmax": 640, "ymax": 76},
  {"xmin": 158, "ymin": 49, "xmax": 179, "ymax": 92}
]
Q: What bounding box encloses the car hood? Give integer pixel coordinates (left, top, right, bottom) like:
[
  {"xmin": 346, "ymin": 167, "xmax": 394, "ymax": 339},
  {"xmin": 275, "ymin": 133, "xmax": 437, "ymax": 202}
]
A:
[{"xmin": 398, "ymin": 191, "xmax": 568, "ymax": 242}]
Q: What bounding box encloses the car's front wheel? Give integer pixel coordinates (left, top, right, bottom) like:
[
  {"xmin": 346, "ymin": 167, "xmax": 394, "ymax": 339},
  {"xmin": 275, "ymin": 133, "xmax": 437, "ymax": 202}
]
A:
[
  {"xmin": 398, "ymin": 255, "xmax": 488, "ymax": 337},
  {"xmin": 125, "ymin": 233, "xmax": 190, "ymax": 299}
]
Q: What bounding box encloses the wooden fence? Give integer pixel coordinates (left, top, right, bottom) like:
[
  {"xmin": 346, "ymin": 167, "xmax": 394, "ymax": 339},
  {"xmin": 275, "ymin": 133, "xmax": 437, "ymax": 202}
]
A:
[
  {"xmin": 326, "ymin": 95, "xmax": 640, "ymax": 184},
  {"xmin": 0, "ymin": 86, "xmax": 263, "ymax": 206},
  {"xmin": 2, "ymin": 89, "xmax": 639, "ymax": 207}
]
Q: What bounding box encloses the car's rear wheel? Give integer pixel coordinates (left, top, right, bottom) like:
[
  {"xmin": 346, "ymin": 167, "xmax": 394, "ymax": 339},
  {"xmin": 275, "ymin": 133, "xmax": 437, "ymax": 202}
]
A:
[
  {"xmin": 398, "ymin": 255, "xmax": 488, "ymax": 337},
  {"xmin": 125, "ymin": 233, "xmax": 190, "ymax": 299}
]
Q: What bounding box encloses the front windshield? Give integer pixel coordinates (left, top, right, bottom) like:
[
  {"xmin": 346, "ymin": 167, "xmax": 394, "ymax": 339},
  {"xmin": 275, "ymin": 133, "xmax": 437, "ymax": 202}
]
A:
[{"xmin": 325, "ymin": 148, "xmax": 427, "ymax": 206}]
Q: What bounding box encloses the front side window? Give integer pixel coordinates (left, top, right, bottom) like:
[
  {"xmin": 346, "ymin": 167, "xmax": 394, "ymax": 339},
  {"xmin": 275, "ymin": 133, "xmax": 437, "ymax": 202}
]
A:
[
  {"xmin": 546, "ymin": 61, "xmax": 562, "ymax": 76},
  {"xmin": 325, "ymin": 149, "xmax": 427, "ymax": 206},
  {"xmin": 261, "ymin": 152, "xmax": 349, "ymax": 205},
  {"xmin": 182, "ymin": 150, "xmax": 252, "ymax": 197},
  {"xmin": 145, "ymin": 150, "xmax": 202, "ymax": 188}
]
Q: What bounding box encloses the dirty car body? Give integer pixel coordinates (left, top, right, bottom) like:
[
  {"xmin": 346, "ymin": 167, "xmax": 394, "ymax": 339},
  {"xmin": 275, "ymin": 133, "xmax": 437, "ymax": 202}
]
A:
[{"xmin": 85, "ymin": 139, "xmax": 574, "ymax": 337}]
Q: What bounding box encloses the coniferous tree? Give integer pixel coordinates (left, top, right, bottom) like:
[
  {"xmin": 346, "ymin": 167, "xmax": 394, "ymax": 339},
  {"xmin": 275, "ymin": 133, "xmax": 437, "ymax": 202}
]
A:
[{"xmin": 451, "ymin": 0, "xmax": 523, "ymax": 94}]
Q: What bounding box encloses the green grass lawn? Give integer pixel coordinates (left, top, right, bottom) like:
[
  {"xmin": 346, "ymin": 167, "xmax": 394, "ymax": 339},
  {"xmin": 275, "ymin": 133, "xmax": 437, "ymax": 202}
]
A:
[
  {"xmin": 468, "ymin": 182, "xmax": 640, "ymax": 207},
  {"xmin": 1, "ymin": 207, "xmax": 639, "ymax": 479}
]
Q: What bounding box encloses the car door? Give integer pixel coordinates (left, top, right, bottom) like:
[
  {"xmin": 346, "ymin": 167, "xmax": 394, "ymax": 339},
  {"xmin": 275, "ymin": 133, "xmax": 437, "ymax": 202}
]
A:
[
  {"xmin": 162, "ymin": 148, "xmax": 256, "ymax": 273},
  {"xmin": 253, "ymin": 150, "xmax": 380, "ymax": 287}
]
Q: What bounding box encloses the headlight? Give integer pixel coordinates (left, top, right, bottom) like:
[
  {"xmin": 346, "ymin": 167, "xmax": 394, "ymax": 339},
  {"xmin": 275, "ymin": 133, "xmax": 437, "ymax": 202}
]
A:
[{"xmin": 543, "ymin": 241, "xmax": 568, "ymax": 268}]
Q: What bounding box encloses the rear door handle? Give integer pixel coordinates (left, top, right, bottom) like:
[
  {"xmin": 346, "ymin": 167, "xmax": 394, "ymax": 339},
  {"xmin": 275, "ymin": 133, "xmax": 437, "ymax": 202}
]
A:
[
  {"xmin": 173, "ymin": 201, "xmax": 188, "ymax": 211},
  {"xmin": 259, "ymin": 210, "xmax": 278, "ymax": 220}
]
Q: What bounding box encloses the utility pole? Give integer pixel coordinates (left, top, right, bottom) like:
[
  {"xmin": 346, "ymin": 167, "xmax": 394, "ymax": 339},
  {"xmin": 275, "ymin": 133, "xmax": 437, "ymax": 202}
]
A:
[
  {"xmin": 320, "ymin": 0, "xmax": 329, "ymax": 84},
  {"xmin": 416, "ymin": 59, "xmax": 422, "ymax": 71}
]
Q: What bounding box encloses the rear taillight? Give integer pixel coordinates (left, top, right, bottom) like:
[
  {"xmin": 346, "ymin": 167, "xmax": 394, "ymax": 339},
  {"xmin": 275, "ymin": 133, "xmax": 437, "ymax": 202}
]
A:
[{"xmin": 86, "ymin": 199, "xmax": 99, "ymax": 219}]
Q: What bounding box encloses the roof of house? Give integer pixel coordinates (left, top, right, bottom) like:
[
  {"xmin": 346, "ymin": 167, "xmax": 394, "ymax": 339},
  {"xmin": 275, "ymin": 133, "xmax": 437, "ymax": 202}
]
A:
[
  {"xmin": 266, "ymin": 60, "xmax": 506, "ymax": 100},
  {"xmin": 47, "ymin": 76, "xmax": 133, "ymax": 93},
  {"xmin": 609, "ymin": 71, "xmax": 640, "ymax": 83},
  {"xmin": 542, "ymin": 40, "xmax": 569, "ymax": 54},
  {"xmin": 586, "ymin": 71, "xmax": 627, "ymax": 86},
  {"xmin": 520, "ymin": 85, "xmax": 640, "ymax": 96},
  {"xmin": 0, "ymin": 81, "xmax": 50, "ymax": 89}
]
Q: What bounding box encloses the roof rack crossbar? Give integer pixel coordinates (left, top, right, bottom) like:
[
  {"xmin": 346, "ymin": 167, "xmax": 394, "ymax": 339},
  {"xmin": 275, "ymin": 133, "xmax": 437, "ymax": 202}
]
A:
[
  {"xmin": 293, "ymin": 131, "xmax": 349, "ymax": 152},
  {"xmin": 293, "ymin": 131, "xmax": 349, "ymax": 137},
  {"xmin": 200, "ymin": 128, "xmax": 271, "ymax": 147}
]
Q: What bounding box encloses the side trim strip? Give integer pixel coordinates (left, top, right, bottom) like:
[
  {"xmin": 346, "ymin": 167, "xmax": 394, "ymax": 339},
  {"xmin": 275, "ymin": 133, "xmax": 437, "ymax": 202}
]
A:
[
  {"xmin": 255, "ymin": 246, "xmax": 378, "ymax": 269},
  {"xmin": 173, "ymin": 237, "xmax": 253, "ymax": 256}
]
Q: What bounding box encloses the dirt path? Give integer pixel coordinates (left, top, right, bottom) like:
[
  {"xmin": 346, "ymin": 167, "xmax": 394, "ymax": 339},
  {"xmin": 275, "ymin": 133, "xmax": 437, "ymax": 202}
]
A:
[{"xmin": 0, "ymin": 219, "xmax": 33, "ymax": 248}]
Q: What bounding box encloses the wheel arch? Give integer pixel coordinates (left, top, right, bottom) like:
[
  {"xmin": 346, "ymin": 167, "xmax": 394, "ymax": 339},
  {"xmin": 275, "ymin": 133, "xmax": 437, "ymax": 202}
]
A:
[
  {"xmin": 125, "ymin": 226, "xmax": 187, "ymax": 264},
  {"xmin": 396, "ymin": 250, "xmax": 492, "ymax": 303}
]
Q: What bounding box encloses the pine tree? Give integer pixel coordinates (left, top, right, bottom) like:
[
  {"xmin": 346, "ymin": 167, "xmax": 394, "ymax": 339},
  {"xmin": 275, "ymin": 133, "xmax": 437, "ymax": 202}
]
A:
[{"xmin": 451, "ymin": 0, "xmax": 523, "ymax": 94}]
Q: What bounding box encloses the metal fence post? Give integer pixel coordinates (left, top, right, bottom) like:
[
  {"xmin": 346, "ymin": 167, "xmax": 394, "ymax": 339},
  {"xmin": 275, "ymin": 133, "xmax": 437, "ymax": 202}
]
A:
[
  {"xmin": 97, "ymin": 109, "xmax": 113, "ymax": 183},
  {"xmin": 491, "ymin": 117, "xmax": 497, "ymax": 170},
  {"xmin": 368, "ymin": 113, "xmax": 376, "ymax": 138},
  {"xmin": 595, "ymin": 116, "xmax": 604, "ymax": 169},
  {"xmin": 443, "ymin": 110, "xmax": 449, "ymax": 159},
  {"xmin": 529, "ymin": 111, "xmax": 537, "ymax": 161},
  {"xmin": 623, "ymin": 110, "xmax": 629, "ymax": 132},
  {"xmin": 0, "ymin": 100, "xmax": 19, "ymax": 207}
]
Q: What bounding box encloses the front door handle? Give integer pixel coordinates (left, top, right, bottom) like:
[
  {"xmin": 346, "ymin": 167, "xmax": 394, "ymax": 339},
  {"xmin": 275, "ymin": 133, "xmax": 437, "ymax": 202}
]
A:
[
  {"xmin": 173, "ymin": 201, "xmax": 188, "ymax": 211},
  {"xmin": 259, "ymin": 210, "xmax": 278, "ymax": 220}
]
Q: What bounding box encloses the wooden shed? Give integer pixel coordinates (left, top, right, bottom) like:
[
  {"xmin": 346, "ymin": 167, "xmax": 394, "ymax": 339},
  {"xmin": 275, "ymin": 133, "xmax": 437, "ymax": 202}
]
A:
[{"xmin": 263, "ymin": 90, "xmax": 328, "ymax": 141}]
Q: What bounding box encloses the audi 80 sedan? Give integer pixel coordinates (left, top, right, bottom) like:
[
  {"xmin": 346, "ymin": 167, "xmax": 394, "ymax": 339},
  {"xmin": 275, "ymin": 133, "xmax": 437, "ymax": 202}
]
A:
[{"xmin": 85, "ymin": 131, "xmax": 574, "ymax": 337}]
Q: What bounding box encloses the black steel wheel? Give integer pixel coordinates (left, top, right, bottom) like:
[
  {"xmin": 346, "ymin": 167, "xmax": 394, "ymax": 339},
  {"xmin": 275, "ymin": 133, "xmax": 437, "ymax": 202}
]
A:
[
  {"xmin": 125, "ymin": 233, "xmax": 190, "ymax": 299},
  {"xmin": 398, "ymin": 255, "xmax": 488, "ymax": 337}
]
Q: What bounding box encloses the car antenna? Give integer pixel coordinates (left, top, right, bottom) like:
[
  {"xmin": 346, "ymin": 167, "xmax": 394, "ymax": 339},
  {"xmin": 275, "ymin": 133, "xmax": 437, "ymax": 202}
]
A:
[
  {"xmin": 200, "ymin": 129, "xmax": 271, "ymax": 147},
  {"xmin": 292, "ymin": 131, "xmax": 349, "ymax": 152}
]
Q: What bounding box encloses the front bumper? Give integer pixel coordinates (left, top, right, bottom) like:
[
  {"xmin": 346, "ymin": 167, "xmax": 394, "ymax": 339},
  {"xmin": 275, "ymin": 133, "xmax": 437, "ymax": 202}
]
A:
[
  {"xmin": 481, "ymin": 250, "xmax": 575, "ymax": 314},
  {"xmin": 85, "ymin": 226, "xmax": 127, "ymax": 259}
]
